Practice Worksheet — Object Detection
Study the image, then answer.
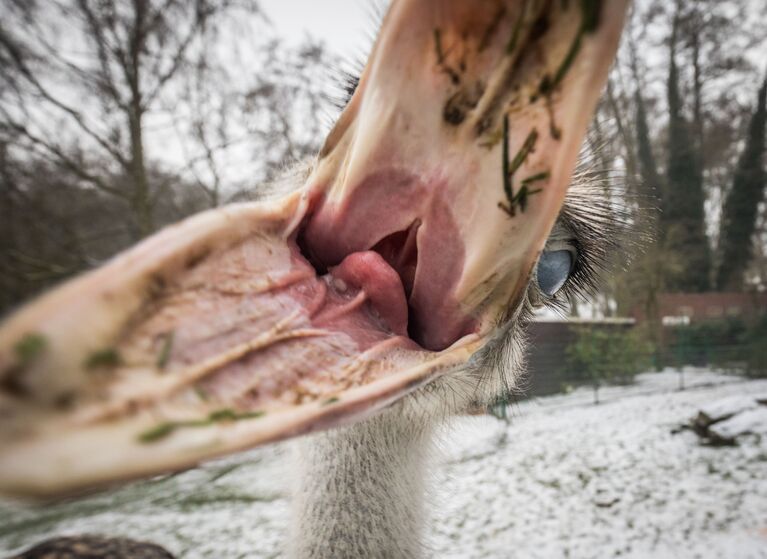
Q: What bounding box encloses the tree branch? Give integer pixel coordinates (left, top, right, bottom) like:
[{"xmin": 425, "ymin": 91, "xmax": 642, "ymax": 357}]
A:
[
  {"xmin": 3, "ymin": 117, "xmax": 128, "ymax": 199},
  {"xmin": 0, "ymin": 24, "xmax": 131, "ymax": 170}
]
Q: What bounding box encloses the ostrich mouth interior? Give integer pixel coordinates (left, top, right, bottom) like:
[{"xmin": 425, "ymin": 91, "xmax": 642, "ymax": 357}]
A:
[
  {"xmin": 0, "ymin": 0, "xmax": 627, "ymax": 498},
  {"xmin": 297, "ymin": 212, "xmax": 473, "ymax": 352},
  {"xmin": 297, "ymin": 221, "xmax": 423, "ymax": 346}
]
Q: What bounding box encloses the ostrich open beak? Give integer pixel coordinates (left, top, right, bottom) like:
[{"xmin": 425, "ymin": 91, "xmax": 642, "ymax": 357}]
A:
[{"xmin": 0, "ymin": 0, "xmax": 627, "ymax": 498}]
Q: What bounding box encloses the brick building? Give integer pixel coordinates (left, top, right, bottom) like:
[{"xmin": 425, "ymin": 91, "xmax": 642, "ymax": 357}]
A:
[{"xmin": 632, "ymin": 292, "xmax": 767, "ymax": 326}]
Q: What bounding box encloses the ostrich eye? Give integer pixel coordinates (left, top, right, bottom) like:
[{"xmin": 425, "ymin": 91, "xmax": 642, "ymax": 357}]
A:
[{"xmin": 536, "ymin": 249, "xmax": 574, "ymax": 296}]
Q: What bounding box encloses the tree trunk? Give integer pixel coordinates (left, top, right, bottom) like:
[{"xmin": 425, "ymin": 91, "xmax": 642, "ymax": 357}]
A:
[
  {"xmin": 691, "ymin": 24, "xmax": 705, "ymax": 158},
  {"xmin": 128, "ymin": 106, "xmax": 153, "ymax": 238},
  {"xmin": 662, "ymin": 12, "xmax": 711, "ymax": 292},
  {"xmin": 634, "ymin": 89, "xmax": 663, "ymax": 214},
  {"xmin": 716, "ymin": 74, "xmax": 767, "ymax": 290},
  {"xmin": 606, "ymin": 78, "xmax": 640, "ymax": 197},
  {"xmin": 127, "ymin": 0, "xmax": 153, "ymax": 239}
]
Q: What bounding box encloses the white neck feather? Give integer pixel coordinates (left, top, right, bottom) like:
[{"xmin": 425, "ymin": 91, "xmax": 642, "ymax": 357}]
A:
[
  {"xmin": 286, "ymin": 320, "xmax": 524, "ymax": 557},
  {"xmin": 288, "ymin": 405, "xmax": 435, "ymax": 558}
]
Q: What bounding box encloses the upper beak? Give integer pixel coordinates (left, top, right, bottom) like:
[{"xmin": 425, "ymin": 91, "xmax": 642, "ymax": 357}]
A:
[
  {"xmin": 305, "ymin": 0, "xmax": 627, "ymax": 350},
  {"xmin": 0, "ymin": 0, "xmax": 627, "ymax": 498}
]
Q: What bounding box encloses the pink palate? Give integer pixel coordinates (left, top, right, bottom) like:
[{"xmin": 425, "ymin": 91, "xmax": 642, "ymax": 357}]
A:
[{"xmin": 304, "ymin": 169, "xmax": 475, "ymax": 350}]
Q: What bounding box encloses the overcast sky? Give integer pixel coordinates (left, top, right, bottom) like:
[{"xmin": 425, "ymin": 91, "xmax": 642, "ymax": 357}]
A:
[{"xmin": 262, "ymin": 1, "xmax": 376, "ymax": 58}]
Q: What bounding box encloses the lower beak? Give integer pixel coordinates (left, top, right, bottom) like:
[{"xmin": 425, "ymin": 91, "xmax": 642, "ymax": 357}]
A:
[{"xmin": 0, "ymin": 0, "xmax": 627, "ymax": 498}]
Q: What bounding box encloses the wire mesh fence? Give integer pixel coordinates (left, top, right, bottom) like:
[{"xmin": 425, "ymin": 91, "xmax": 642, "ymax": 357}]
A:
[{"xmin": 522, "ymin": 319, "xmax": 767, "ymax": 401}]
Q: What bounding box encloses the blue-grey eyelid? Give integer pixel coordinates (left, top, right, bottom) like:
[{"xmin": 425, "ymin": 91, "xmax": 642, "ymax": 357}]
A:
[
  {"xmin": 544, "ymin": 241, "xmax": 577, "ymax": 262},
  {"xmin": 536, "ymin": 247, "xmax": 577, "ymax": 296}
]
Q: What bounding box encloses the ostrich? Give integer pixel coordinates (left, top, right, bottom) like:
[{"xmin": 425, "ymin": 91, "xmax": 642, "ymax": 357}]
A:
[{"xmin": 1, "ymin": 0, "xmax": 629, "ymax": 557}]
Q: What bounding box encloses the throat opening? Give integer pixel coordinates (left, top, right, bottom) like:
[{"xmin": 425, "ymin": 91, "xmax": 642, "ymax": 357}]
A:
[
  {"xmin": 370, "ymin": 220, "xmax": 420, "ymax": 301},
  {"xmin": 296, "ymin": 219, "xmax": 424, "ymax": 346}
]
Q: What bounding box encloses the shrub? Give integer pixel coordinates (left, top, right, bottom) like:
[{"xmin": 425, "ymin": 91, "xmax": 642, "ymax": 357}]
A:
[
  {"xmin": 658, "ymin": 316, "xmax": 766, "ymax": 377},
  {"xmin": 664, "ymin": 318, "xmax": 747, "ymax": 370},
  {"xmin": 565, "ymin": 326, "xmax": 654, "ymax": 395},
  {"xmin": 744, "ymin": 316, "xmax": 767, "ymax": 378}
]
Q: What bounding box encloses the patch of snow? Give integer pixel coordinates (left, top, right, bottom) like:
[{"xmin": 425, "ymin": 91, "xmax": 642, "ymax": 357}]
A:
[
  {"xmin": 1, "ymin": 369, "xmax": 766, "ymax": 558},
  {"xmin": 698, "ymin": 395, "xmax": 760, "ymax": 424},
  {"xmin": 430, "ymin": 371, "xmax": 767, "ymax": 559},
  {"xmin": 710, "ymin": 407, "xmax": 767, "ymax": 441},
  {"xmin": 440, "ymin": 416, "xmax": 508, "ymax": 464}
]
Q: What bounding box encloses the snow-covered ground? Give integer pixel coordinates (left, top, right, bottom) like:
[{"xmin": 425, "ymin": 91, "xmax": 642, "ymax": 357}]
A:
[{"xmin": 2, "ymin": 369, "xmax": 766, "ymax": 558}]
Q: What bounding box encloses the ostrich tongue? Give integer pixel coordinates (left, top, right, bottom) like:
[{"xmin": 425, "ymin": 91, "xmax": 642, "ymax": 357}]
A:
[{"xmin": 0, "ymin": 191, "xmax": 479, "ymax": 497}]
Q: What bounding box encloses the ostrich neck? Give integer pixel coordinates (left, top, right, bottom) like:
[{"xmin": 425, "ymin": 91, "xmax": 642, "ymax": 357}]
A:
[{"xmin": 289, "ymin": 406, "xmax": 434, "ymax": 558}]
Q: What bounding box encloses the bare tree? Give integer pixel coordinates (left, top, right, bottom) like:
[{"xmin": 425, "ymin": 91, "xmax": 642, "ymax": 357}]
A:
[
  {"xmin": 0, "ymin": 2, "xmax": 343, "ymax": 314},
  {"xmin": 0, "ymin": 0, "xmax": 262, "ymax": 239}
]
